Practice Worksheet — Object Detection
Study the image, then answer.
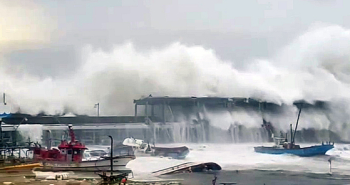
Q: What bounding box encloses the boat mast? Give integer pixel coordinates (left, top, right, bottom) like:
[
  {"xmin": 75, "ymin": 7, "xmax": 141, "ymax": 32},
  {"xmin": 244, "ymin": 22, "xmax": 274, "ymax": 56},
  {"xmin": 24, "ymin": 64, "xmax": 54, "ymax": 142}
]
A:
[
  {"xmin": 290, "ymin": 124, "xmax": 293, "ymax": 143},
  {"xmin": 68, "ymin": 125, "xmax": 75, "ymax": 142},
  {"xmin": 292, "ymin": 105, "xmax": 303, "ymax": 144}
]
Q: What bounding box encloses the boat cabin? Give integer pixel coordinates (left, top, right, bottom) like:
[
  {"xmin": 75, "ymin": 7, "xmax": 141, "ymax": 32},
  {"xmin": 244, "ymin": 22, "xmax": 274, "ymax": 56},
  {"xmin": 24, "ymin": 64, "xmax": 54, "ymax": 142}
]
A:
[
  {"xmin": 33, "ymin": 125, "xmax": 87, "ymax": 162},
  {"xmin": 273, "ymin": 137, "xmax": 286, "ymax": 148},
  {"xmin": 272, "ymin": 136, "xmax": 301, "ymax": 149}
]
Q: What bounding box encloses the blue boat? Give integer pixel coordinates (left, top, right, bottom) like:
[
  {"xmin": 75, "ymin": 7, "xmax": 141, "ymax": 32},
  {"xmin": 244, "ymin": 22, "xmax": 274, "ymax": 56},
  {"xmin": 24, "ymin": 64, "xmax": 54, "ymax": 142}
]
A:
[
  {"xmin": 254, "ymin": 143, "xmax": 334, "ymax": 157},
  {"xmin": 254, "ymin": 105, "xmax": 335, "ymax": 157}
]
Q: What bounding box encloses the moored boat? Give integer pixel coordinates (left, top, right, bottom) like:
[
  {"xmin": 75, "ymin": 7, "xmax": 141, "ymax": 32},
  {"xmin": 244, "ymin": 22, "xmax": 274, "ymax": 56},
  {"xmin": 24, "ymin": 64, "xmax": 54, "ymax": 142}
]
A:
[
  {"xmin": 37, "ymin": 156, "xmax": 133, "ymax": 172},
  {"xmin": 32, "ymin": 125, "xmax": 135, "ymax": 172},
  {"xmin": 254, "ymin": 106, "xmax": 334, "ymax": 157},
  {"xmin": 153, "ymin": 146, "xmax": 189, "ymax": 159},
  {"xmin": 0, "ymin": 163, "xmax": 42, "ymax": 172},
  {"xmin": 122, "ymin": 138, "xmax": 189, "ymax": 159},
  {"xmin": 254, "ymin": 141, "xmax": 334, "ymax": 157}
]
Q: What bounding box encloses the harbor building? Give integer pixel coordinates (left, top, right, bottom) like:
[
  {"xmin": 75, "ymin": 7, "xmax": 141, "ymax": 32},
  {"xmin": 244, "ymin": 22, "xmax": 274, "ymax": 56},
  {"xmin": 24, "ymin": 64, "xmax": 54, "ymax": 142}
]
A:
[{"xmin": 0, "ymin": 96, "xmax": 334, "ymax": 147}]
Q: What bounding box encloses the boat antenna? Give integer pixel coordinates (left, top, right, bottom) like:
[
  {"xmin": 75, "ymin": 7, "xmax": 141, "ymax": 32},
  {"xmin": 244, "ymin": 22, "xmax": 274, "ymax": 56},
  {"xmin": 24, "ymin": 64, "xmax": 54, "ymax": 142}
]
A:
[
  {"xmin": 290, "ymin": 124, "xmax": 293, "ymax": 143},
  {"xmin": 292, "ymin": 104, "xmax": 303, "ymax": 144}
]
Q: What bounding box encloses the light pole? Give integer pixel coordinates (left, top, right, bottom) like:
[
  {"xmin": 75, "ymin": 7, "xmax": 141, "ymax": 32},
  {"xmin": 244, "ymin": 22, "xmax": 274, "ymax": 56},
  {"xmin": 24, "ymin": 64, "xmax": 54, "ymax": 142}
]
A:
[
  {"xmin": 3, "ymin": 93, "xmax": 6, "ymax": 105},
  {"xmin": 94, "ymin": 103, "xmax": 100, "ymax": 117},
  {"xmin": 1, "ymin": 93, "xmax": 6, "ymax": 148},
  {"xmin": 108, "ymin": 135, "xmax": 113, "ymax": 175}
]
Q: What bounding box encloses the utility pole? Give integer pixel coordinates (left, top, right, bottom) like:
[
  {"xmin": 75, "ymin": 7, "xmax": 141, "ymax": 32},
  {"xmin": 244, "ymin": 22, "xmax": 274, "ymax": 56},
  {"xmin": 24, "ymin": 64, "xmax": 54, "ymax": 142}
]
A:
[
  {"xmin": 94, "ymin": 103, "xmax": 100, "ymax": 117},
  {"xmin": 3, "ymin": 93, "xmax": 6, "ymax": 105}
]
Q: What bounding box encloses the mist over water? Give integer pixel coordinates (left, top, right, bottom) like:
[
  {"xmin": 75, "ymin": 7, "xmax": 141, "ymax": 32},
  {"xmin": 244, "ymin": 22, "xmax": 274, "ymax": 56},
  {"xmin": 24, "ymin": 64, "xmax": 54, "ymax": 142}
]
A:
[
  {"xmin": 2, "ymin": 25, "xmax": 350, "ymax": 139},
  {"xmin": 17, "ymin": 125, "xmax": 43, "ymax": 143}
]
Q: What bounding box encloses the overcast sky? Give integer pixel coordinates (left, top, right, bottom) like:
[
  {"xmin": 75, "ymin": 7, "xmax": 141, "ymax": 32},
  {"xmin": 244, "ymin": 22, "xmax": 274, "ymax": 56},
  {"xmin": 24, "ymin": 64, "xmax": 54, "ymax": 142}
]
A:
[{"xmin": 1, "ymin": 0, "xmax": 349, "ymax": 79}]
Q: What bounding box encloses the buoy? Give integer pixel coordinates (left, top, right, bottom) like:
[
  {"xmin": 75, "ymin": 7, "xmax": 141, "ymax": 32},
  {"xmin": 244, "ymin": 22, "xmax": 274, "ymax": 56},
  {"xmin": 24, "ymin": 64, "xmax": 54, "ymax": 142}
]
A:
[{"xmin": 121, "ymin": 178, "xmax": 127, "ymax": 184}]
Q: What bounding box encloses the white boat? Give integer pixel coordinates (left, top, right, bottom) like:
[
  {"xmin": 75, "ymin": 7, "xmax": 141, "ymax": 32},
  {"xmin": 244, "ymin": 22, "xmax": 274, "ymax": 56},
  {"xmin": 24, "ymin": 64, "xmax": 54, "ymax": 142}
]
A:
[
  {"xmin": 122, "ymin": 137, "xmax": 189, "ymax": 159},
  {"xmin": 40, "ymin": 155, "xmax": 134, "ymax": 172},
  {"xmin": 123, "ymin": 138, "xmax": 151, "ymax": 154}
]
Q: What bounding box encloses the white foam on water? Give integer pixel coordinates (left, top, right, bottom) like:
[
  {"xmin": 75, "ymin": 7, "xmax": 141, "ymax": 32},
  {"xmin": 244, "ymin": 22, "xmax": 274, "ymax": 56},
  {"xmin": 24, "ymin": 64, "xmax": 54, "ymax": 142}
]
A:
[{"xmin": 126, "ymin": 143, "xmax": 350, "ymax": 176}]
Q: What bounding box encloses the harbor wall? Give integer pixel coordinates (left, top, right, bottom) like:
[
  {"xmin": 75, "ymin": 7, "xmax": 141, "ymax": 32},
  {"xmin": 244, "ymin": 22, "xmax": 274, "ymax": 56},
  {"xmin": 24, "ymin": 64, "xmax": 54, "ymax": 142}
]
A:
[{"xmin": 40, "ymin": 122, "xmax": 341, "ymax": 145}]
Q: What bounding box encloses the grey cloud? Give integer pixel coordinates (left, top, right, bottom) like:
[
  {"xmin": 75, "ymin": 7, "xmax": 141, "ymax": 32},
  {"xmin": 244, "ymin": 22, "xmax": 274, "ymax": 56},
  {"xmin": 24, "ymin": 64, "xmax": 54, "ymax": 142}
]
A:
[{"xmin": 4, "ymin": 46, "xmax": 79, "ymax": 79}]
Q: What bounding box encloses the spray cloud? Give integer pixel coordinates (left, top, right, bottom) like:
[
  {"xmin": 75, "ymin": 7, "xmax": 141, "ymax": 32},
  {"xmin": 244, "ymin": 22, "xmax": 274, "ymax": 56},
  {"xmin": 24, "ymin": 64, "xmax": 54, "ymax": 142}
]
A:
[{"xmin": 1, "ymin": 24, "xmax": 350, "ymax": 135}]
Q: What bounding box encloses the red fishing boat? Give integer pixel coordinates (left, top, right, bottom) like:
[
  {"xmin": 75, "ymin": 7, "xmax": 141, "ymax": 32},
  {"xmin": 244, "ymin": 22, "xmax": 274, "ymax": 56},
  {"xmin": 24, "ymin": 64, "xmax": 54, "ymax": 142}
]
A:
[{"xmin": 32, "ymin": 125, "xmax": 135, "ymax": 172}]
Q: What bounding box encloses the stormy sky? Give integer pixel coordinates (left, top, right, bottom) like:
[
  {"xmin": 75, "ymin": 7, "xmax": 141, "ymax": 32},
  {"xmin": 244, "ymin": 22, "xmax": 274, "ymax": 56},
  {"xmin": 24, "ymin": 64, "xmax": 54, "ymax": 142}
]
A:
[{"xmin": 3, "ymin": 0, "xmax": 349, "ymax": 78}]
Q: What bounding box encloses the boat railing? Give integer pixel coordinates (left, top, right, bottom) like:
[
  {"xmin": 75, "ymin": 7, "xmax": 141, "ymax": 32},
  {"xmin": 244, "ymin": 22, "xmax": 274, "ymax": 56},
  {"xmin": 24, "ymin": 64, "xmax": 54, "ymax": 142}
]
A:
[{"xmin": 321, "ymin": 141, "xmax": 335, "ymax": 145}]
